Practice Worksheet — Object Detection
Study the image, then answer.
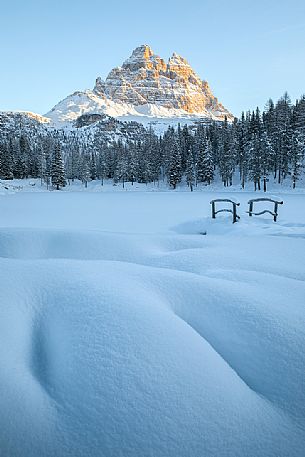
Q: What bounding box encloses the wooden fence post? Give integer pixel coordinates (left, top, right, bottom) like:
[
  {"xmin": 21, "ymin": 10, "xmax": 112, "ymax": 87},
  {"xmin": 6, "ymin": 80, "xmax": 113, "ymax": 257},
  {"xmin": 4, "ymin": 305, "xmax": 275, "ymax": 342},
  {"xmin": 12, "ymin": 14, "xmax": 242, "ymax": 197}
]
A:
[
  {"xmin": 232, "ymin": 203, "xmax": 237, "ymax": 223},
  {"xmin": 211, "ymin": 201, "xmax": 216, "ymax": 219},
  {"xmin": 274, "ymin": 202, "xmax": 278, "ymax": 222},
  {"xmin": 249, "ymin": 201, "xmax": 253, "ymax": 217}
]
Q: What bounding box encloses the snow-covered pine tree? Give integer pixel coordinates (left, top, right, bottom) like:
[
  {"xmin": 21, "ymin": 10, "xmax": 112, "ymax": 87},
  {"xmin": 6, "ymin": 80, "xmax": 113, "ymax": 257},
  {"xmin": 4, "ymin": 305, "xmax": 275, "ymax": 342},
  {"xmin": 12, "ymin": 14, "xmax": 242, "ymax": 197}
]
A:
[
  {"xmin": 260, "ymin": 131, "xmax": 274, "ymax": 192},
  {"xmin": 237, "ymin": 112, "xmax": 248, "ymax": 188},
  {"xmin": 147, "ymin": 128, "xmax": 161, "ymax": 184},
  {"xmin": 37, "ymin": 144, "xmax": 47, "ymax": 185},
  {"xmin": 114, "ymin": 141, "xmax": 128, "ymax": 187},
  {"xmin": 180, "ymin": 124, "xmax": 193, "ymax": 172},
  {"xmin": 90, "ymin": 151, "xmax": 97, "ymax": 180},
  {"xmin": 167, "ymin": 133, "xmax": 182, "ymax": 189},
  {"xmin": 290, "ymin": 96, "xmax": 305, "ymax": 188},
  {"xmin": 248, "ymin": 109, "xmax": 263, "ymax": 190},
  {"xmin": 79, "ymin": 154, "xmax": 92, "ymax": 188},
  {"xmin": 263, "ymin": 99, "xmax": 278, "ymax": 179},
  {"xmin": 11, "ymin": 138, "xmax": 24, "ymax": 179},
  {"xmin": 218, "ymin": 117, "xmax": 234, "ymax": 186},
  {"xmin": 290, "ymin": 133, "xmax": 304, "ymax": 188},
  {"xmin": 275, "ymin": 93, "xmax": 292, "ymax": 183},
  {"xmin": 202, "ymin": 139, "xmax": 214, "ymax": 185},
  {"xmin": 51, "ymin": 142, "xmax": 66, "ymax": 190},
  {"xmin": 140, "ymin": 127, "xmax": 155, "ymax": 184},
  {"xmin": 98, "ymin": 150, "xmax": 107, "ymax": 186},
  {"xmin": 0, "ymin": 142, "xmax": 13, "ymax": 179},
  {"xmin": 125, "ymin": 141, "xmax": 137, "ymax": 185},
  {"xmin": 19, "ymin": 134, "xmax": 31, "ymax": 179},
  {"xmin": 185, "ymin": 149, "xmax": 195, "ymax": 191},
  {"xmin": 195, "ymin": 130, "xmax": 207, "ymax": 184}
]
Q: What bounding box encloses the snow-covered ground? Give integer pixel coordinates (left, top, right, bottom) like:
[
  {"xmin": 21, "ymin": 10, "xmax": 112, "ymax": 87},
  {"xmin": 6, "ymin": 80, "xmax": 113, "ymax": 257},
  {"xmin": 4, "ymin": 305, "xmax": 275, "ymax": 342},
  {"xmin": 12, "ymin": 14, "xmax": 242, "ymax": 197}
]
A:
[{"xmin": 0, "ymin": 184, "xmax": 304, "ymax": 456}]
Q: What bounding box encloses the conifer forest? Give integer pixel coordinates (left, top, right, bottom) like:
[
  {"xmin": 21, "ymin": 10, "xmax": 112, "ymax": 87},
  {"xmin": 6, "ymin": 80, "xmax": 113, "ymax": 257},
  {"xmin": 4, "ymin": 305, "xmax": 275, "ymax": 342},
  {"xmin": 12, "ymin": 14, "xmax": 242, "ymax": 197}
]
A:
[{"xmin": 1, "ymin": 93, "xmax": 304, "ymax": 191}]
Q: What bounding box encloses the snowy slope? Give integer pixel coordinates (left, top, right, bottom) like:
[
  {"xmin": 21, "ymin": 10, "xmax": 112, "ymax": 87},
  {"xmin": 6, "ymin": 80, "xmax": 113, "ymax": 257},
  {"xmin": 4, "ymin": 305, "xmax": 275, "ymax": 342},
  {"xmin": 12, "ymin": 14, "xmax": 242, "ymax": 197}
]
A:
[
  {"xmin": 45, "ymin": 89, "xmax": 224, "ymax": 134},
  {"xmin": 0, "ymin": 189, "xmax": 304, "ymax": 456},
  {"xmin": 0, "ymin": 111, "xmax": 50, "ymax": 136}
]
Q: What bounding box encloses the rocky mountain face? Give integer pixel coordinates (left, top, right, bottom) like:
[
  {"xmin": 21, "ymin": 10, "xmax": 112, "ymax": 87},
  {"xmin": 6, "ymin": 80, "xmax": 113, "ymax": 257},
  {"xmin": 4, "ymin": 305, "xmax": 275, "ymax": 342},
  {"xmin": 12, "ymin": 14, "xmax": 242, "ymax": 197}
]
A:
[
  {"xmin": 93, "ymin": 45, "xmax": 230, "ymax": 116},
  {"xmin": 72, "ymin": 113, "xmax": 146, "ymax": 140},
  {"xmin": 45, "ymin": 45, "xmax": 233, "ymax": 128}
]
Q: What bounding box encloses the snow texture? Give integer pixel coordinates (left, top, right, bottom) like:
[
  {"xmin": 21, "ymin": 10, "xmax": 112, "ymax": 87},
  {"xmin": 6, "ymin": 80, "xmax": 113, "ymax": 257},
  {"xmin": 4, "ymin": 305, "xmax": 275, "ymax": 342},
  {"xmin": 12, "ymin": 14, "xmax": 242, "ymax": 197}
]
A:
[{"xmin": 0, "ymin": 186, "xmax": 304, "ymax": 457}]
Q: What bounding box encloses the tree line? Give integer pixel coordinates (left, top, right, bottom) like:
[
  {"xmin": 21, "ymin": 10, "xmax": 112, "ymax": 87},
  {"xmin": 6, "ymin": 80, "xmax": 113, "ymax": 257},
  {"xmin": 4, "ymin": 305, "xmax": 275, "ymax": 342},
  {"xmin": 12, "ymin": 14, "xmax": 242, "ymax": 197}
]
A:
[{"xmin": 0, "ymin": 92, "xmax": 304, "ymax": 191}]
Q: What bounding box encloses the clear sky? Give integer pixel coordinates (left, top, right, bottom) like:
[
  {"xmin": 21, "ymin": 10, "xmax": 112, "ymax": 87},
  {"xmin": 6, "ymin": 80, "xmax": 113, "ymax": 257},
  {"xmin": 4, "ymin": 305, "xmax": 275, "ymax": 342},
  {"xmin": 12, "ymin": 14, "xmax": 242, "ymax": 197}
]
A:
[{"xmin": 1, "ymin": 0, "xmax": 305, "ymax": 117}]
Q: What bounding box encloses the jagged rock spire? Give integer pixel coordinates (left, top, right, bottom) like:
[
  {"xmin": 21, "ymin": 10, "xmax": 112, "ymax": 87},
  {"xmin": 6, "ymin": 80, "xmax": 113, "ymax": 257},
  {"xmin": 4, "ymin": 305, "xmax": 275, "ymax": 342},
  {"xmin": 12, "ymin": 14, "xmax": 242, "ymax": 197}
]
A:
[
  {"xmin": 92, "ymin": 45, "xmax": 231, "ymax": 117},
  {"xmin": 129, "ymin": 44, "xmax": 154, "ymax": 60}
]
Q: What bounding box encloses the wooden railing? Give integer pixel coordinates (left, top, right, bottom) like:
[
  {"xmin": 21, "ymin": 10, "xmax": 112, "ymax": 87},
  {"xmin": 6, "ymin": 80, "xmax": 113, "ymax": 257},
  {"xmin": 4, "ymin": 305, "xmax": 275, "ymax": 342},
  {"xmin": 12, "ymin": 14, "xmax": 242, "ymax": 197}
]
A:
[
  {"xmin": 247, "ymin": 198, "xmax": 283, "ymax": 222},
  {"xmin": 210, "ymin": 199, "xmax": 240, "ymax": 224}
]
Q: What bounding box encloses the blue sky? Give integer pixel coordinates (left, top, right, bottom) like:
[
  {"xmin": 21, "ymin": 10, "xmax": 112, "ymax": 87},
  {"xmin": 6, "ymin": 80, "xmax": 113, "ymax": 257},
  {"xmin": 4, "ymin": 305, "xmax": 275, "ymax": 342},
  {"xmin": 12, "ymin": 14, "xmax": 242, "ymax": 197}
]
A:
[{"xmin": 1, "ymin": 0, "xmax": 305, "ymax": 116}]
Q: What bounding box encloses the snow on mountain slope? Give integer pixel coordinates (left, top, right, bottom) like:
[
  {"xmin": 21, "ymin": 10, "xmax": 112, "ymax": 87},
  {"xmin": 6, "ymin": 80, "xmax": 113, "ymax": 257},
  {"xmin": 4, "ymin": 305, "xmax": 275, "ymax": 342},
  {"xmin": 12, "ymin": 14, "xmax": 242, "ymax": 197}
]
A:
[
  {"xmin": 46, "ymin": 90, "xmax": 134, "ymax": 123},
  {"xmin": 0, "ymin": 108, "xmax": 147, "ymax": 147},
  {"xmin": 0, "ymin": 190, "xmax": 304, "ymax": 456},
  {"xmin": 45, "ymin": 89, "xmax": 225, "ymax": 133},
  {"xmin": 0, "ymin": 111, "xmax": 50, "ymax": 132}
]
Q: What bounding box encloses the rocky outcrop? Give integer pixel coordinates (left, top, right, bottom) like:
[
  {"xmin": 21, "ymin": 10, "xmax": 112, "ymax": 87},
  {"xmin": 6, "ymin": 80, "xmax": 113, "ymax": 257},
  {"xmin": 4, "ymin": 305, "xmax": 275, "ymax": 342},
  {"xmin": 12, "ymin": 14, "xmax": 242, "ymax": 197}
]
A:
[
  {"xmin": 93, "ymin": 45, "xmax": 231, "ymax": 118},
  {"xmin": 74, "ymin": 113, "xmax": 107, "ymax": 128},
  {"xmin": 74, "ymin": 113, "xmax": 146, "ymax": 139}
]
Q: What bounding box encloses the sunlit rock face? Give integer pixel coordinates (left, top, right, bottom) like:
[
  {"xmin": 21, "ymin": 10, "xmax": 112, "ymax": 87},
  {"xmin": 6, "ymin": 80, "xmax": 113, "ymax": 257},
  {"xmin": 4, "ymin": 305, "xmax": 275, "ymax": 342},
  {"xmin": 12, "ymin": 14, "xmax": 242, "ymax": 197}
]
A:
[
  {"xmin": 93, "ymin": 45, "xmax": 231, "ymax": 118},
  {"xmin": 44, "ymin": 45, "xmax": 233, "ymax": 126}
]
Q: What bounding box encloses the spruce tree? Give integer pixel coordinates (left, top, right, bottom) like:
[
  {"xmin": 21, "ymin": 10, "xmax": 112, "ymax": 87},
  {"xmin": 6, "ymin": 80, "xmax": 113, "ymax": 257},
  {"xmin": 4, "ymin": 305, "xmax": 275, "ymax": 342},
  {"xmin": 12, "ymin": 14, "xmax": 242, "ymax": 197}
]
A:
[
  {"xmin": 167, "ymin": 137, "xmax": 182, "ymax": 189},
  {"xmin": 202, "ymin": 139, "xmax": 214, "ymax": 185},
  {"xmin": 219, "ymin": 117, "xmax": 234, "ymax": 186},
  {"xmin": 80, "ymin": 155, "xmax": 92, "ymax": 188},
  {"xmin": 0, "ymin": 142, "xmax": 13, "ymax": 179},
  {"xmin": 196, "ymin": 136, "xmax": 207, "ymax": 184},
  {"xmin": 185, "ymin": 149, "xmax": 195, "ymax": 191},
  {"xmin": 51, "ymin": 143, "xmax": 66, "ymax": 190},
  {"xmin": 290, "ymin": 133, "xmax": 304, "ymax": 188}
]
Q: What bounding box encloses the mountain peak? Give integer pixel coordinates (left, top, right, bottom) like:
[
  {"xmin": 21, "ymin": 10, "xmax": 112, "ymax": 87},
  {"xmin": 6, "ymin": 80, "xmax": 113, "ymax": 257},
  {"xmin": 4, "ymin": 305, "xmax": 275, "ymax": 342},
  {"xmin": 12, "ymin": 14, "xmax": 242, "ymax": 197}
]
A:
[
  {"xmin": 91, "ymin": 46, "xmax": 232, "ymax": 117},
  {"xmin": 49, "ymin": 46, "xmax": 233, "ymax": 124},
  {"xmin": 130, "ymin": 44, "xmax": 154, "ymax": 59},
  {"xmin": 122, "ymin": 44, "xmax": 160, "ymax": 71},
  {"xmin": 169, "ymin": 52, "xmax": 188, "ymax": 65}
]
